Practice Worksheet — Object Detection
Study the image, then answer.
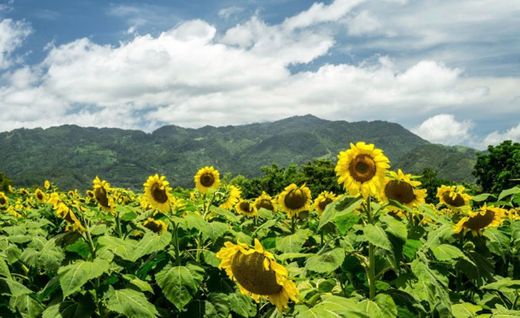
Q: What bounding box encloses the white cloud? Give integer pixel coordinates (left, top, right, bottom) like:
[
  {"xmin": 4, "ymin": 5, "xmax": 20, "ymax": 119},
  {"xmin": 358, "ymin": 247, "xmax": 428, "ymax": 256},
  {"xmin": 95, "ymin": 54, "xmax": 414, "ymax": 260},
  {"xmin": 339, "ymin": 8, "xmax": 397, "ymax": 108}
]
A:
[
  {"xmin": 0, "ymin": 19, "xmax": 31, "ymax": 69},
  {"xmin": 346, "ymin": 10, "xmax": 382, "ymax": 36},
  {"xmin": 482, "ymin": 123, "xmax": 520, "ymax": 146},
  {"xmin": 218, "ymin": 6, "xmax": 244, "ymax": 20},
  {"xmin": 412, "ymin": 114, "xmax": 474, "ymax": 145},
  {"xmin": 283, "ymin": 0, "xmax": 365, "ymax": 30}
]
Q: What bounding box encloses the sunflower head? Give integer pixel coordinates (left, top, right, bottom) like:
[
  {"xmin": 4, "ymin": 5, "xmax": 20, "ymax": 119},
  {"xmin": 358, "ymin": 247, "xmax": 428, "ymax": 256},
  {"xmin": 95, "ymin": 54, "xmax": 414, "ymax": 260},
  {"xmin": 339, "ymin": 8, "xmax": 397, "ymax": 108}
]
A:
[
  {"xmin": 313, "ymin": 191, "xmax": 337, "ymax": 216},
  {"xmin": 54, "ymin": 202, "xmax": 85, "ymax": 232},
  {"xmin": 0, "ymin": 192, "xmax": 8, "ymax": 207},
  {"xmin": 93, "ymin": 176, "xmax": 114, "ymax": 211},
  {"xmin": 219, "ymin": 185, "xmax": 242, "ymax": 210},
  {"xmin": 278, "ymin": 184, "xmax": 312, "ymax": 218},
  {"xmin": 44, "ymin": 180, "xmax": 51, "ymax": 190},
  {"xmin": 34, "ymin": 188, "xmax": 46, "ymax": 202},
  {"xmin": 143, "ymin": 174, "xmax": 173, "ymax": 213},
  {"xmin": 507, "ymin": 208, "xmax": 520, "ymax": 221},
  {"xmin": 235, "ymin": 199, "xmax": 257, "ymax": 217},
  {"xmin": 454, "ymin": 205, "xmax": 506, "ymax": 236},
  {"xmin": 381, "ymin": 169, "xmax": 426, "ymax": 207},
  {"xmin": 216, "ymin": 239, "xmax": 298, "ymax": 311},
  {"xmin": 437, "ymin": 185, "xmax": 471, "ymax": 209},
  {"xmin": 335, "ymin": 142, "xmax": 390, "ymax": 198},
  {"xmin": 143, "ymin": 217, "xmax": 168, "ymax": 233},
  {"xmin": 194, "ymin": 166, "xmax": 221, "ymax": 194},
  {"xmin": 254, "ymin": 192, "xmax": 275, "ymax": 212}
]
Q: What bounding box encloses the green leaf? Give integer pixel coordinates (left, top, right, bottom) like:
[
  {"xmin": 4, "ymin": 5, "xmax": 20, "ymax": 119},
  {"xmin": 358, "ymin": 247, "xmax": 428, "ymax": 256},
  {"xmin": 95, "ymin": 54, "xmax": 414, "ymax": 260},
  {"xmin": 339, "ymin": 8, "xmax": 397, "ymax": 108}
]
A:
[
  {"xmin": 423, "ymin": 224, "xmax": 453, "ymax": 250},
  {"xmin": 0, "ymin": 257, "xmax": 12, "ymax": 279},
  {"xmin": 58, "ymin": 258, "xmax": 109, "ymax": 298},
  {"xmin": 1, "ymin": 277, "xmax": 33, "ymax": 297},
  {"xmin": 201, "ymin": 221, "xmax": 228, "ymax": 242},
  {"xmin": 451, "ymin": 302, "xmax": 482, "ymax": 318},
  {"xmin": 306, "ymin": 248, "xmax": 345, "ymax": 273},
  {"xmin": 430, "ymin": 244, "xmax": 470, "ymax": 263},
  {"xmin": 482, "ymin": 277, "xmax": 520, "ymax": 292},
  {"xmin": 10, "ymin": 294, "xmax": 44, "ymax": 318},
  {"xmin": 123, "ymin": 275, "xmax": 154, "ymax": 294},
  {"xmin": 318, "ymin": 196, "xmax": 362, "ymax": 231},
  {"xmin": 155, "ymin": 264, "xmax": 204, "ymax": 311},
  {"xmin": 359, "ymin": 293, "xmax": 397, "ymax": 318},
  {"xmin": 105, "ymin": 288, "xmax": 158, "ymax": 318},
  {"xmin": 406, "ymin": 259, "xmax": 450, "ymax": 310},
  {"xmin": 484, "ymin": 228, "xmax": 510, "ymax": 256},
  {"xmin": 297, "ymin": 295, "xmax": 368, "ymax": 318},
  {"xmin": 65, "ymin": 239, "xmax": 91, "ymax": 259},
  {"xmin": 202, "ymin": 250, "xmax": 220, "ymax": 267},
  {"xmin": 498, "ymin": 186, "xmax": 520, "ymax": 202},
  {"xmin": 381, "ymin": 215, "xmax": 407, "ymax": 241},
  {"xmin": 402, "ymin": 239, "xmax": 422, "ymax": 261},
  {"xmin": 276, "ymin": 229, "xmax": 312, "ymax": 253},
  {"xmin": 364, "ymin": 224, "xmax": 392, "ymax": 252},
  {"xmin": 334, "ymin": 212, "xmax": 360, "ymax": 235},
  {"xmin": 98, "ymin": 232, "xmax": 171, "ymax": 262},
  {"xmin": 471, "ymin": 193, "xmax": 493, "ymax": 202},
  {"xmin": 228, "ymin": 292, "xmax": 257, "ymax": 317}
]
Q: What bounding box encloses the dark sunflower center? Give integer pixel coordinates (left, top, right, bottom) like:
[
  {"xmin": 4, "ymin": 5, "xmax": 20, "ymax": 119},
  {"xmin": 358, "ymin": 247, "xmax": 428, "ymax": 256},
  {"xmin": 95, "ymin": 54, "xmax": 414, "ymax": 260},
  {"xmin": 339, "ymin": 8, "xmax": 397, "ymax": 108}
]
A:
[
  {"xmin": 94, "ymin": 187, "xmax": 110, "ymax": 208},
  {"xmin": 442, "ymin": 192, "xmax": 465, "ymax": 207},
  {"xmin": 318, "ymin": 198, "xmax": 333, "ymax": 212},
  {"xmin": 200, "ymin": 173, "xmax": 215, "ymax": 187},
  {"xmin": 464, "ymin": 209, "xmax": 495, "ymax": 230},
  {"xmin": 0, "ymin": 197, "xmax": 6, "ymax": 205},
  {"xmin": 348, "ymin": 154, "xmax": 377, "ymax": 183},
  {"xmin": 256, "ymin": 199, "xmax": 274, "ymax": 211},
  {"xmin": 37, "ymin": 192, "xmax": 44, "ymax": 200},
  {"xmin": 284, "ymin": 189, "xmax": 307, "ymax": 210},
  {"xmin": 231, "ymin": 251, "xmax": 283, "ymax": 295},
  {"xmin": 145, "ymin": 220, "xmax": 164, "ymax": 233},
  {"xmin": 239, "ymin": 201, "xmax": 253, "ymax": 212},
  {"xmin": 151, "ymin": 183, "xmax": 168, "ymax": 204},
  {"xmin": 384, "ymin": 180, "xmax": 416, "ymax": 204}
]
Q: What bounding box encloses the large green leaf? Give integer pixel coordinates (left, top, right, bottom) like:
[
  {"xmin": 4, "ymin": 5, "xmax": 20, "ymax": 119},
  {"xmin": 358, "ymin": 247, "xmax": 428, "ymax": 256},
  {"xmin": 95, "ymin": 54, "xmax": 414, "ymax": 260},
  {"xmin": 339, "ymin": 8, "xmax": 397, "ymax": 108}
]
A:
[
  {"xmin": 359, "ymin": 293, "xmax": 397, "ymax": 318},
  {"xmin": 430, "ymin": 244, "xmax": 470, "ymax": 263},
  {"xmin": 381, "ymin": 215, "xmax": 407, "ymax": 241},
  {"xmin": 498, "ymin": 186, "xmax": 520, "ymax": 201},
  {"xmin": 58, "ymin": 258, "xmax": 109, "ymax": 298},
  {"xmin": 155, "ymin": 264, "xmax": 204, "ymax": 311},
  {"xmin": 98, "ymin": 232, "xmax": 171, "ymax": 262},
  {"xmin": 306, "ymin": 248, "xmax": 345, "ymax": 273},
  {"xmin": 364, "ymin": 224, "xmax": 392, "ymax": 252},
  {"xmin": 276, "ymin": 229, "xmax": 312, "ymax": 253},
  {"xmin": 201, "ymin": 221, "xmax": 229, "ymax": 242},
  {"xmin": 451, "ymin": 302, "xmax": 482, "ymax": 318},
  {"xmin": 318, "ymin": 196, "xmax": 362, "ymax": 231},
  {"xmin": 297, "ymin": 295, "xmax": 368, "ymax": 318},
  {"xmin": 105, "ymin": 288, "xmax": 158, "ymax": 318}
]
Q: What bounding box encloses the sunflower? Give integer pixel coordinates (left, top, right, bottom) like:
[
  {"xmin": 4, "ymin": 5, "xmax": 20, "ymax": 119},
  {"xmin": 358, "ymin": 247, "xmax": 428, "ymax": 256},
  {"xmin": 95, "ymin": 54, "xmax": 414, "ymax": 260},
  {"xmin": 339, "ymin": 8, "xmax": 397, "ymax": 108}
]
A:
[
  {"xmin": 194, "ymin": 166, "xmax": 221, "ymax": 194},
  {"xmin": 0, "ymin": 192, "xmax": 8, "ymax": 207},
  {"xmin": 55, "ymin": 202, "xmax": 85, "ymax": 232},
  {"xmin": 437, "ymin": 185, "xmax": 471, "ymax": 209},
  {"xmin": 507, "ymin": 208, "xmax": 520, "ymax": 221},
  {"xmin": 335, "ymin": 142, "xmax": 390, "ymax": 198},
  {"xmin": 143, "ymin": 218, "xmax": 168, "ymax": 233},
  {"xmin": 312, "ymin": 191, "xmax": 337, "ymax": 216},
  {"xmin": 254, "ymin": 192, "xmax": 275, "ymax": 212},
  {"xmin": 381, "ymin": 169, "xmax": 426, "ymax": 207},
  {"xmin": 47, "ymin": 192, "xmax": 61, "ymax": 208},
  {"xmin": 454, "ymin": 205, "xmax": 506, "ymax": 236},
  {"xmin": 216, "ymin": 239, "xmax": 298, "ymax": 311},
  {"xmin": 34, "ymin": 188, "xmax": 46, "ymax": 202},
  {"xmin": 220, "ymin": 185, "xmax": 242, "ymax": 210},
  {"xmin": 93, "ymin": 176, "xmax": 114, "ymax": 211},
  {"xmin": 235, "ymin": 200, "xmax": 257, "ymax": 217},
  {"xmin": 44, "ymin": 180, "xmax": 51, "ymax": 190},
  {"xmin": 278, "ymin": 184, "xmax": 311, "ymax": 218},
  {"xmin": 143, "ymin": 174, "xmax": 173, "ymax": 212}
]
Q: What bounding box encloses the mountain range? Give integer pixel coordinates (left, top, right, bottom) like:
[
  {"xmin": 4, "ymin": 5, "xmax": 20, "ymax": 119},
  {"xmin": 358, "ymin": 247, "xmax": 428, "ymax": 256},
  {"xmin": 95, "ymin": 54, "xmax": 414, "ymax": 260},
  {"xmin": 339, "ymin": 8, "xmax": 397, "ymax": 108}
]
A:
[{"xmin": 0, "ymin": 115, "xmax": 477, "ymax": 190}]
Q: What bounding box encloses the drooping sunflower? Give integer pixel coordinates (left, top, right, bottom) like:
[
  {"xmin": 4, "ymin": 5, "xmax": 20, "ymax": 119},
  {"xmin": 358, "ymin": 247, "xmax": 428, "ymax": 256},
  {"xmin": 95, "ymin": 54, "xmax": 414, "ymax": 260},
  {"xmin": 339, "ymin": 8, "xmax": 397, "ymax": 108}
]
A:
[
  {"xmin": 0, "ymin": 192, "xmax": 8, "ymax": 207},
  {"xmin": 278, "ymin": 184, "xmax": 312, "ymax": 218},
  {"xmin": 381, "ymin": 169, "xmax": 426, "ymax": 207},
  {"xmin": 219, "ymin": 185, "xmax": 242, "ymax": 210},
  {"xmin": 44, "ymin": 180, "xmax": 51, "ymax": 190},
  {"xmin": 194, "ymin": 166, "xmax": 221, "ymax": 194},
  {"xmin": 507, "ymin": 208, "xmax": 520, "ymax": 221},
  {"xmin": 143, "ymin": 174, "xmax": 174, "ymax": 212},
  {"xmin": 93, "ymin": 176, "xmax": 114, "ymax": 211},
  {"xmin": 254, "ymin": 192, "xmax": 275, "ymax": 212},
  {"xmin": 335, "ymin": 142, "xmax": 390, "ymax": 198},
  {"xmin": 235, "ymin": 200, "xmax": 257, "ymax": 217},
  {"xmin": 55, "ymin": 202, "xmax": 85, "ymax": 232},
  {"xmin": 312, "ymin": 191, "xmax": 338, "ymax": 216},
  {"xmin": 454, "ymin": 205, "xmax": 506, "ymax": 236},
  {"xmin": 437, "ymin": 185, "xmax": 471, "ymax": 209},
  {"xmin": 216, "ymin": 239, "xmax": 298, "ymax": 311},
  {"xmin": 34, "ymin": 188, "xmax": 46, "ymax": 202},
  {"xmin": 143, "ymin": 217, "xmax": 168, "ymax": 233}
]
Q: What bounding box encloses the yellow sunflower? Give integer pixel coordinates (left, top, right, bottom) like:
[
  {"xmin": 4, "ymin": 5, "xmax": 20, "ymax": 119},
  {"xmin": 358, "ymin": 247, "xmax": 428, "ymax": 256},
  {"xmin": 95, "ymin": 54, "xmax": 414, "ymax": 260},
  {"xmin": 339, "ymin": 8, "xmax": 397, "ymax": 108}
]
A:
[
  {"xmin": 381, "ymin": 169, "xmax": 426, "ymax": 207},
  {"xmin": 235, "ymin": 200, "xmax": 257, "ymax": 217},
  {"xmin": 92, "ymin": 176, "xmax": 114, "ymax": 211},
  {"xmin": 454, "ymin": 205, "xmax": 506, "ymax": 236},
  {"xmin": 44, "ymin": 180, "xmax": 51, "ymax": 190},
  {"xmin": 254, "ymin": 192, "xmax": 275, "ymax": 212},
  {"xmin": 194, "ymin": 166, "xmax": 221, "ymax": 193},
  {"xmin": 216, "ymin": 239, "xmax": 298, "ymax": 311},
  {"xmin": 143, "ymin": 174, "xmax": 173, "ymax": 212},
  {"xmin": 34, "ymin": 188, "xmax": 46, "ymax": 202},
  {"xmin": 219, "ymin": 185, "xmax": 242, "ymax": 210},
  {"xmin": 55, "ymin": 202, "xmax": 85, "ymax": 232},
  {"xmin": 437, "ymin": 185, "xmax": 471, "ymax": 209},
  {"xmin": 0, "ymin": 192, "xmax": 8, "ymax": 207},
  {"xmin": 278, "ymin": 184, "xmax": 311, "ymax": 218},
  {"xmin": 335, "ymin": 142, "xmax": 390, "ymax": 198},
  {"xmin": 312, "ymin": 191, "xmax": 338, "ymax": 216},
  {"xmin": 507, "ymin": 208, "xmax": 520, "ymax": 221},
  {"xmin": 143, "ymin": 217, "xmax": 168, "ymax": 233}
]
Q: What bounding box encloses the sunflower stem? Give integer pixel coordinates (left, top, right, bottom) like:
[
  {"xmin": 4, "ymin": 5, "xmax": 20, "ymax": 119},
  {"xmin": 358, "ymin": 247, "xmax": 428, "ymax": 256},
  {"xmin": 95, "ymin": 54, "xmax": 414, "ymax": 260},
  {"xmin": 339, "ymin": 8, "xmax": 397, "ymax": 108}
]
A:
[
  {"xmin": 172, "ymin": 220, "xmax": 181, "ymax": 266},
  {"xmin": 115, "ymin": 211, "xmax": 123, "ymax": 238},
  {"xmin": 291, "ymin": 217, "xmax": 296, "ymax": 233},
  {"xmin": 366, "ymin": 196, "xmax": 376, "ymax": 299}
]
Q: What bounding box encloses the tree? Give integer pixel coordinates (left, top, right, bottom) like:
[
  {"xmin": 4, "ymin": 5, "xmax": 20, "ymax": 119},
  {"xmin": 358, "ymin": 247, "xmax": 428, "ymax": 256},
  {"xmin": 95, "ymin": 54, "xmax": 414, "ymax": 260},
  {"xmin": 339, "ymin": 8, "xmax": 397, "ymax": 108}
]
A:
[
  {"xmin": 473, "ymin": 140, "xmax": 520, "ymax": 194},
  {"xmin": 418, "ymin": 168, "xmax": 452, "ymax": 203},
  {"xmin": 0, "ymin": 171, "xmax": 13, "ymax": 192}
]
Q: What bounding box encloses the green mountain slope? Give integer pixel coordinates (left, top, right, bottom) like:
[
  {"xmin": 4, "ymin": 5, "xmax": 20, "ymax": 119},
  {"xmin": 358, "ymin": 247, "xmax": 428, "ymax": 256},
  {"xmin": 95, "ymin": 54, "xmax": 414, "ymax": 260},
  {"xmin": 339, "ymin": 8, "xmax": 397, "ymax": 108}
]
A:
[{"xmin": 0, "ymin": 115, "xmax": 477, "ymax": 189}]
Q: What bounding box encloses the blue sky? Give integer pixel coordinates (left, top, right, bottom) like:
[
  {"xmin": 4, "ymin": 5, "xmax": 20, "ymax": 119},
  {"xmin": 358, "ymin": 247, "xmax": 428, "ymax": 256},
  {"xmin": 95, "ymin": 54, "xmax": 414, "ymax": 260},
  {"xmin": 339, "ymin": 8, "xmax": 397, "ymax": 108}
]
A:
[{"xmin": 0, "ymin": 0, "xmax": 519, "ymax": 149}]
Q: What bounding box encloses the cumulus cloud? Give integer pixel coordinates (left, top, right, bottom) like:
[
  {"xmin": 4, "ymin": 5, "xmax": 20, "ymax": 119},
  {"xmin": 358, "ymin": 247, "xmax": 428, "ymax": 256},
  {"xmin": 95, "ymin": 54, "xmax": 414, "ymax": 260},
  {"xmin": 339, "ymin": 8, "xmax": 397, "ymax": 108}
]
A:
[
  {"xmin": 218, "ymin": 6, "xmax": 244, "ymax": 20},
  {"xmin": 482, "ymin": 123, "xmax": 520, "ymax": 147},
  {"xmin": 0, "ymin": 19, "xmax": 31, "ymax": 69},
  {"xmin": 412, "ymin": 114, "xmax": 474, "ymax": 145}
]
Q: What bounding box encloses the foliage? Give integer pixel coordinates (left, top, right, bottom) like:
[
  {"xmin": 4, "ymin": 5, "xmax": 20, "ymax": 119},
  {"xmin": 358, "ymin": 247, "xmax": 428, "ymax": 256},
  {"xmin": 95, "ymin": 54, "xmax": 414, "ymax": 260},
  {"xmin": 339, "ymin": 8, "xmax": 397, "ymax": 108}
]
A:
[
  {"xmin": 0, "ymin": 171, "xmax": 12, "ymax": 192},
  {"xmin": 473, "ymin": 140, "xmax": 520, "ymax": 194},
  {"xmin": 418, "ymin": 168, "xmax": 453, "ymax": 203}
]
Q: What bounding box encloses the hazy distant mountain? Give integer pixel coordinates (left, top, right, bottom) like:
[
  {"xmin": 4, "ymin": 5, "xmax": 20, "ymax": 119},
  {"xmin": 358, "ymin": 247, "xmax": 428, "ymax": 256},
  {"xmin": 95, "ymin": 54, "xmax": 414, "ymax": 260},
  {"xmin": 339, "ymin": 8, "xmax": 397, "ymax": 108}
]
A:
[{"xmin": 0, "ymin": 115, "xmax": 477, "ymax": 189}]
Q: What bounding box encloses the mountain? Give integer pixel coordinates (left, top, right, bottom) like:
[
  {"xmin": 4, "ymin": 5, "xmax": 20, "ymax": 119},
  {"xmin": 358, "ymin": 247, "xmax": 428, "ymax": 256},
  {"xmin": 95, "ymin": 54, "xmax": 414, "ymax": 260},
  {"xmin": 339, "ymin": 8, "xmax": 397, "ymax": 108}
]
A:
[{"xmin": 0, "ymin": 115, "xmax": 477, "ymax": 190}]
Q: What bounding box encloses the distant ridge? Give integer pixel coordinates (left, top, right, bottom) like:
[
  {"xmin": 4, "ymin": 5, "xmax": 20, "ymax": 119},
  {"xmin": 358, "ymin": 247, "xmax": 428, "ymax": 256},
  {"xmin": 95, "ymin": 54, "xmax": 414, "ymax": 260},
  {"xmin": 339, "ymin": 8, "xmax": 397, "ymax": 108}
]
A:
[{"xmin": 0, "ymin": 115, "xmax": 477, "ymax": 189}]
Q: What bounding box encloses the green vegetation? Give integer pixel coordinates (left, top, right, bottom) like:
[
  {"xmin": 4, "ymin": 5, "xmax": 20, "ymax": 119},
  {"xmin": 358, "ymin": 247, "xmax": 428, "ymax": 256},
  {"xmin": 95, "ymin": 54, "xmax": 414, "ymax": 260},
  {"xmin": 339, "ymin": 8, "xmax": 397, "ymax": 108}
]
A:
[{"xmin": 0, "ymin": 171, "xmax": 12, "ymax": 192}]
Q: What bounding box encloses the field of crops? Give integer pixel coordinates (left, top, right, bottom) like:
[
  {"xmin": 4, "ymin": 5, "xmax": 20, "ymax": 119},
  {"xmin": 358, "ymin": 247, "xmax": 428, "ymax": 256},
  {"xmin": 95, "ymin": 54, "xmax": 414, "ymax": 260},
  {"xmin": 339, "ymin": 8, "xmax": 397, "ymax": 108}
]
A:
[{"xmin": 0, "ymin": 141, "xmax": 518, "ymax": 318}]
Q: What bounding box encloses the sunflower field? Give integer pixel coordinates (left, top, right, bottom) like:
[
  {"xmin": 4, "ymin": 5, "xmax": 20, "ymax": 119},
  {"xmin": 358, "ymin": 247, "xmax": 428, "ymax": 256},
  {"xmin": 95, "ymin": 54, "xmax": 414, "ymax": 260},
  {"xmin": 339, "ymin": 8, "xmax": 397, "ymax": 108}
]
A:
[{"xmin": 0, "ymin": 142, "xmax": 519, "ymax": 318}]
